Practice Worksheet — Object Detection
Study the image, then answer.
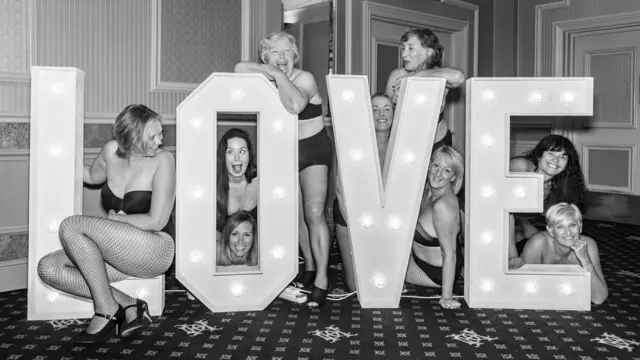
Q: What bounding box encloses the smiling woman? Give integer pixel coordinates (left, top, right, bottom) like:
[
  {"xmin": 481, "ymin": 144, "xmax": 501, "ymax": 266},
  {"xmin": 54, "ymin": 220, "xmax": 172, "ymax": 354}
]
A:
[
  {"xmin": 508, "ymin": 135, "xmax": 587, "ymax": 269},
  {"xmin": 234, "ymin": 31, "xmax": 333, "ymax": 308},
  {"xmin": 216, "ymin": 211, "xmax": 259, "ymax": 273},
  {"xmin": 520, "ymin": 203, "xmax": 608, "ymax": 304}
]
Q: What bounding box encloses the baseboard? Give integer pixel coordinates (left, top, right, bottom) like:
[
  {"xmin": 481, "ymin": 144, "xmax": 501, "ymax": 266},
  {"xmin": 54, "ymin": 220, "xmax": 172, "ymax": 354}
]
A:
[
  {"xmin": 583, "ymin": 191, "xmax": 640, "ymax": 226},
  {"xmin": 0, "ymin": 259, "xmax": 28, "ymax": 292}
]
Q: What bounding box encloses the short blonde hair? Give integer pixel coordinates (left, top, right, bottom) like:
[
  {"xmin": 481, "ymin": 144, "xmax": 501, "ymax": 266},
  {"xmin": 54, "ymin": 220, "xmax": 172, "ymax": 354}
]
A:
[
  {"xmin": 431, "ymin": 146, "xmax": 464, "ymax": 195},
  {"xmin": 546, "ymin": 202, "xmax": 582, "ymax": 226},
  {"xmin": 259, "ymin": 31, "xmax": 300, "ymax": 65}
]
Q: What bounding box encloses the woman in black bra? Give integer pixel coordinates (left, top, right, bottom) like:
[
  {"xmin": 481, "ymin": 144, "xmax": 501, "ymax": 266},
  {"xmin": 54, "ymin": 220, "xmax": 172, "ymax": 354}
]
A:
[
  {"xmin": 405, "ymin": 146, "xmax": 464, "ymax": 310},
  {"xmin": 385, "ymin": 28, "xmax": 465, "ymax": 148},
  {"xmin": 37, "ymin": 104, "xmax": 175, "ymax": 342},
  {"xmin": 235, "ymin": 31, "xmax": 332, "ymax": 308}
]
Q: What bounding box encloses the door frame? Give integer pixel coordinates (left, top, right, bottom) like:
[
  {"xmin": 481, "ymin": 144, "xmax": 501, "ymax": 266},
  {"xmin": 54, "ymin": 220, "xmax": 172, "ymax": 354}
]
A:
[
  {"xmin": 553, "ymin": 11, "xmax": 640, "ymax": 195},
  {"xmin": 361, "ymin": 1, "xmax": 475, "ymax": 154}
]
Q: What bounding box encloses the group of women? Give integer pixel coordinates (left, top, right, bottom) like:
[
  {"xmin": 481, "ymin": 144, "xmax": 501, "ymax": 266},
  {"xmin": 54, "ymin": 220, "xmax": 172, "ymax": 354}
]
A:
[{"xmin": 35, "ymin": 27, "xmax": 607, "ymax": 343}]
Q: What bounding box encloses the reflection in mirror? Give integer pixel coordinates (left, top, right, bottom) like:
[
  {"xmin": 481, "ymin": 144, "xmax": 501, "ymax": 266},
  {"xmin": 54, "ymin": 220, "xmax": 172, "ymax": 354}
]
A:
[{"xmin": 214, "ymin": 113, "xmax": 261, "ymax": 274}]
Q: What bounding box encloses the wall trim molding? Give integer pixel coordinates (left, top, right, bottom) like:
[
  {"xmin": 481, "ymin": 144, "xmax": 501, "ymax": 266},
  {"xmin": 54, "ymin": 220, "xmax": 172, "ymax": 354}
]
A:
[
  {"xmin": 344, "ymin": 0, "xmax": 353, "ymax": 74},
  {"xmin": 0, "ymin": 114, "xmax": 30, "ymax": 123},
  {"xmin": 361, "ymin": 1, "xmax": 468, "ymax": 79},
  {"xmin": 0, "ymin": 259, "xmax": 28, "ymax": 293},
  {"xmin": 284, "ymin": 1, "xmax": 331, "ymax": 69},
  {"xmin": 0, "ymin": 0, "xmax": 34, "ymax": 84},
  {"xmin": 241, "ymin": 0, "xmax": 252, "ymax": 61},
  {"xmin": 0, "ymin": 225, "xmax": 28, "ymax": 235},
  {"xmin": 149, "ymin": 0, "xmax": 198, "ymax": 93},
  {"xmin": 441, "ymin": 0, "xmax": 479, "ymax": 77},
  {"xmin": 582, "ymin": 144, "xmax": 635, "ymax": 194},
  {"xmin": 553, "ymin": 10, "xmax": 640, "ymax": 77},
  {"xmin": 535, "ymin": 0, "xmax": 570, "ymax": 76}
]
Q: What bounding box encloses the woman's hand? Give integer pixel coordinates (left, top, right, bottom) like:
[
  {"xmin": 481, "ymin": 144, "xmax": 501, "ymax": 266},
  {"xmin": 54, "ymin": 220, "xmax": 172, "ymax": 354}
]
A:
[
  {"xmin": 439, "ymin": 297, "xmax": 461, "ymax": 310},
  {"xmin": 570, "ymin": 239, "xmax": 591, "ymax": 266},
  {"xmin": 107, "ymin": 209, "xmax": 126, "ymax": 221},
  {"xmin": 261, "ymin": 64, "xmax": 284, "ymax": 81},
  {"xmin": 508, "ymin": 257, "xmax": 525, "ymax": 270}
]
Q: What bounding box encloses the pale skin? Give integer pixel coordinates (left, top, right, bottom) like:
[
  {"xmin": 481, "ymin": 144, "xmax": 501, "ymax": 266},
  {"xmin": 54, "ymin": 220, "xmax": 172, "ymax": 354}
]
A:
[
  {"xmin": 335, "ymin": 95, "xmax": 394, "ymax": 292},
  {"xmin": 508, "ymin": 150, "xmax": 568, "ymax": 269},
  {"xmin": 85, "ymin": 121, "xmax": 175, "ymax": 233},
  {"xmin": 215, "ymin": 137, "xmax": 258, "ymax": 242},
  {"xmin": 384, "ymin": 34, "xmax": 465, "ymax": 144},
  {"xmin": 519, "ymin": 219, "xmax": 608, "ymax": 304},
  {"xmin": 408, "ymin": 153, "xmax": 461, "ymax": 309},
  {"xmin": 82, "ymin": 120, "xmax": 175, "ymax": 330},
  {"xmin": 235, "ymin": 35, "xmax": 331, "ymax": 304}
]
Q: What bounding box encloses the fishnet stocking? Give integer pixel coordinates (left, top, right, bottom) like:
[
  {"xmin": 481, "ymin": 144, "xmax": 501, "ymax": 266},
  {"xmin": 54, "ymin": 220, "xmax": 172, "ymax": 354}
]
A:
[
  {"xmin": 38, "ymin": 215, "xmax": 174, "ymax": 333},
  {"xmin": 404, "ymin": 254, "xmax": 439, "ymax": 288}
]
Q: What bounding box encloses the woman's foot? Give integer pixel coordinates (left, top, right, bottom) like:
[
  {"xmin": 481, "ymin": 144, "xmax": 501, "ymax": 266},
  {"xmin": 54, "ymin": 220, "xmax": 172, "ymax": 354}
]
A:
[
  {"xmin": 295, "ymin": 270, "xmax": 316, "ymax": 289},
  {"xmin": 307, "ymin": 285, "xmax": 330, "ymax": 308},
  {"xmin": 75, "ymin": 305, "xmax": 124, "ymax": 344},
  {"xmin": 120, "ymin": 299, "xmax": 152, "ymax": 338}
]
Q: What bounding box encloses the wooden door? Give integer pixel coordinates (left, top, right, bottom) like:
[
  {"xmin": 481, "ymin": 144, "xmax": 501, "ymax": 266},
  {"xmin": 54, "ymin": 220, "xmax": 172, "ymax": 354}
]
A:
[{"xmin": 570, "ymin": 27, "xmax": 640, "ymax": 195}]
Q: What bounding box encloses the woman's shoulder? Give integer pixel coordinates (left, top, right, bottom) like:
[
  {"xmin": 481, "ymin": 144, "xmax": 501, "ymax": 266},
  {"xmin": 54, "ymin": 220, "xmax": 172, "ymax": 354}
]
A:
[
  {"xmin": 388, "ymin": 68, "xmax": 407, "ymax": 80},
  {"xmin": 432, "ymin": 193, "xmax": 460, "ymax": 217},
  {"xmin": 291, "ymin": 68, "xmax": 316, "ymax": 84},
  {"xmin": 509, "ymin": 157, "xmax": 534, "ymax": 172},
  {"xmin": 102, "ymin": 139, "xmax": 118, "ymax": 158}
]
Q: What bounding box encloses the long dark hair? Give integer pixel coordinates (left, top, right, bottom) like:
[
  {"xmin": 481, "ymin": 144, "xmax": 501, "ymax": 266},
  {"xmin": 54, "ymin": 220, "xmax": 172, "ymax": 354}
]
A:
[
  {"xmin": 523, "ymin": 135, "xmax": 587, "ymax": 212},
  {"xmin": 401, "ymin": 28, "xmax": 444, "ymax": 69},
  {"xmin": 217, "ymin": 211, "xmax": 259, "ymax": 266},
  {"xmin": 216, "ymin": 128, "xmax": 257, "ymax": 225}
]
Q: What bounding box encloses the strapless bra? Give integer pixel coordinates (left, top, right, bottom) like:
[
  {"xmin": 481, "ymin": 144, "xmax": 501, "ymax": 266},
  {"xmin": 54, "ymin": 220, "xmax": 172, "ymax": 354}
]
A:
[{"xmin": 101, "ymin": 184, "xmax": 152, "ymax": 214}]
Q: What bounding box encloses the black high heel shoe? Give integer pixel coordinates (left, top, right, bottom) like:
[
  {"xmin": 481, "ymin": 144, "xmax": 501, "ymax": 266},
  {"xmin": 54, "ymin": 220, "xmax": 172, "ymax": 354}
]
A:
[
  {"xmin": 119, "ymin": 299, "xmax": 152, "ymax": 338},
  {"xmin": 75, "ymin": 306, "xmax": 125, "ymax": 344},
  {"xmin": 307, "ymin": 285, "xmax": 331, "ymax": 309},
  {"xmin": 295, "ymin": 270, "xmax": 316, "ymax": 289}
]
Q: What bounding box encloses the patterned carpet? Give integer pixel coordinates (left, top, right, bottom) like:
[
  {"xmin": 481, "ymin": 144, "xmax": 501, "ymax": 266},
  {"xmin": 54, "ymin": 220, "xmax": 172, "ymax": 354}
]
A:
[{"xmin": 1, "ymin": 219, "xmax": 640, "ymax": 360}]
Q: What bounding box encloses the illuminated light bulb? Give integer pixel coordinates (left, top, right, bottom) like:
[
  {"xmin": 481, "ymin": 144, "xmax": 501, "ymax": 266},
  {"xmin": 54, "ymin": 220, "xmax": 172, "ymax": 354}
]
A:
[
  {"xmin": 414, "ymin": 94, "xmax": 427, "ymax": 104},
  {"xmin": 481, "ymin": 89, "xmax": 495, "ymax": 103},
  {"xmin": 46, "ymin": 291, "xmax": 59, "ymax": 303},
  {"xmin": 49, "ymin": 82, "xmax": 66, "ymax": 95},
  {"xmin": 560, "ymin": 283, "xmax": 574, "ymax": 296},
  {"xmin": 481, "ymin": 135, "xmax": 495, "ymax": 148},
  {"xmin": 480, "ymin": 281, "xmax": 494, "ymax": 293},
  {"xmin": 191, "ymin": 186, "xmax": 204, "ymax": 199},
  {"xmin": 230, "ymin": 88, "xmax": 245, "ymax": 101},
  {"xmin": 480, "ymin": 232, "xmax": 492, "ymax": 245},
  {"xmin": 342, "ymin": 90, "xmax": 355, "ymax": 102},
  {"xmin": 529, "ymin": 91, "xmax": 543, "ymax": 104},
  {"xmin": 230, "ymin": 283, "xmax": 245, "ymax": 297},
  {"xmin": 136, "ymin": 288, "xmax": 149, "ymax": 299},
  {"xmin": 272, "ymin": 246, "xmax": 285, "ymax": 260},
  {"xmin": 48, "ymin": 220, "xmax": 59, "ymax": 232},
  {"xmin": 190, "ymin": 251, "xmax": 203, "ymax": 264},
  {"xmin": 525, "ymin": 282, "xmax": 537, "ymax": 295},
  {"xmin": 49, "ymin": 145, "xmax": 62, "ymax": 157},
  {"xmin": 350, "ymin": 149, "xmax": 364, "ymax": 162},
  {"xmin": 561, "ymin": 91, "xmax": 575, "ymax": 104},
  {"xmin": 481, "ymin": 186, "xmax": 495, "ymax": 199},
  {"xmin": 372, "ymin": 274, "xmax": 387, "ymax": 289},
  {"xmin": 403, "ymin": 152, "xmax": 415, "ymax": 164},
  {"xmin": 273, "ymin": 187, "xmax": 286, "ymax": 199},
  {"xmin": 513, "ymin": 186, "xmax": 528, "ymax": 199},
  {"xmin": 190, "ymin": 117, "xmax": 203, "ymax": 129},
  {"xmin": 273, "ymin": 120, "xmax": 284, "ymax": 133},
  {"xmin": 361, "ymin": 215, "xmax": 374, "ymax": 229},
  {"xmin": 388, "ymin": 216, "xmax": 402, "ymax": 230}
]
